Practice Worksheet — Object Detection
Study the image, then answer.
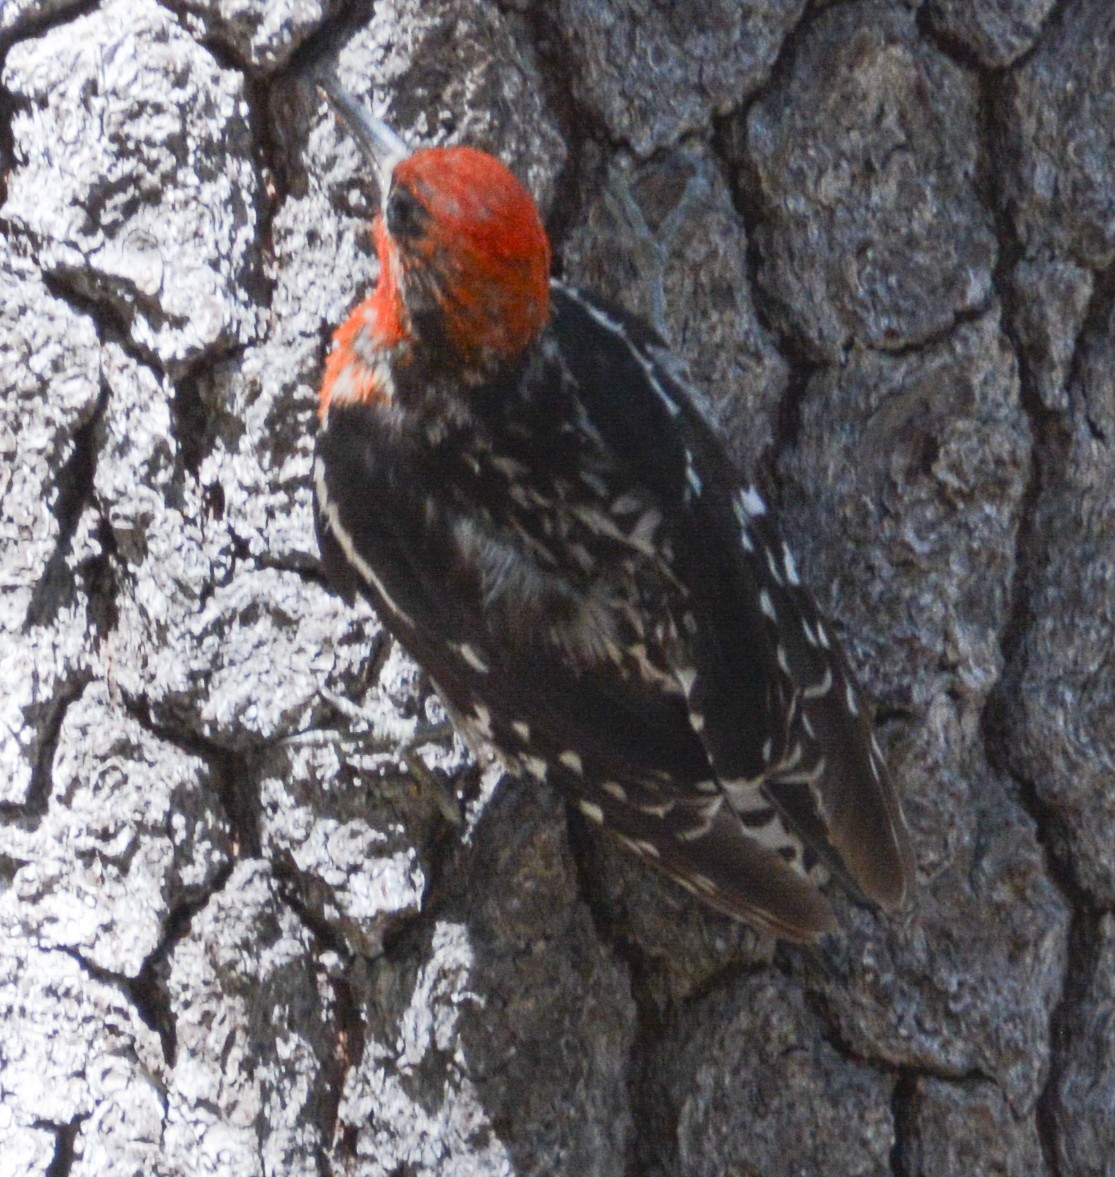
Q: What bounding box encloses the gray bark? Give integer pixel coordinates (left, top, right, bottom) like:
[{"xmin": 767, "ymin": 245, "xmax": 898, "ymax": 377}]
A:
[{"xmin": 0, "ymin": 0, "xmax": 1107, "ymax": 1173}]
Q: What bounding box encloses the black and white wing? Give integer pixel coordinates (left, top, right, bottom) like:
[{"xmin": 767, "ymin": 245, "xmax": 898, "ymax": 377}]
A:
[{"xmin": 314, "ymin": 284, "xmax": 913, "ymax": 940}]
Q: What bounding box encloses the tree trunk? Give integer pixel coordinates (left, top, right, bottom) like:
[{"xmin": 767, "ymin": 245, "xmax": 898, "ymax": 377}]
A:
[{"xmin": 1, "ymin": 0, "xmax": 1107, "ymax": 1173}]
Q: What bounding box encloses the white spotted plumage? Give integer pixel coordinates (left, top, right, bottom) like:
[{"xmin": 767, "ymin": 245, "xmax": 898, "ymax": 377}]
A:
[{"xmin": 314, "ymin": 89, "xmax": 914, "ymax": 941}]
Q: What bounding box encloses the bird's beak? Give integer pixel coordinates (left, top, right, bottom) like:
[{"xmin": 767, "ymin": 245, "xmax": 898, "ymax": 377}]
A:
[{"xmin": 317, "ymin": 73, "xmax": 410, "ymax": 196}]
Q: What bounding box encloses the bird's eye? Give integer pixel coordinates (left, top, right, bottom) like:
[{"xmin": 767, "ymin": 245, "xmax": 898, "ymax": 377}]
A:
[{"xmin": 387, "ymin": 186, "xmax": 425, "ymax": 240}]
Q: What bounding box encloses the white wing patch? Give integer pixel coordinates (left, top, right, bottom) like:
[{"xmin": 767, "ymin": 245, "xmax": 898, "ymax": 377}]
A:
[{"xmin": 315, "ymin": 458, "xmax": 416, "ymax": 628}]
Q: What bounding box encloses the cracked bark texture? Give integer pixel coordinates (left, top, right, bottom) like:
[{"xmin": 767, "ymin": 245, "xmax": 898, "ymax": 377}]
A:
[{"xmin": 0, "ymin": 0, "xmax": 1107, "ymax": 1173}]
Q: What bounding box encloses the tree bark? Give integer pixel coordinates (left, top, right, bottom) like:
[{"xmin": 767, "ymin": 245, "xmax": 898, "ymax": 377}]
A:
[{"xmin": 1, "ymin": 0, "xmax": 1107, "ymax": 1173}]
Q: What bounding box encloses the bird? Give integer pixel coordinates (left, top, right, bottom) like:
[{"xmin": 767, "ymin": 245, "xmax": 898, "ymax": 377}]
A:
[{"xmin": 312, "ymin": 77, "xmax": 914, "ymax": 941}]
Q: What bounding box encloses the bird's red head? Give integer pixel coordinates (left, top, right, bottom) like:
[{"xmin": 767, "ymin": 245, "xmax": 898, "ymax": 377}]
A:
[
  {"xmin": 389, "ymin": 147, "xmax": 551, "ymax": 361},
  {"xmin": 320, "ymin": 121, "xmax": 551, "ymax": 416}
]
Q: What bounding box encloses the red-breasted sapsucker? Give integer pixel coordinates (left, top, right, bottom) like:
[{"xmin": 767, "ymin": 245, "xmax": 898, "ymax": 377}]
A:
[{"xmin": 314, "ymin": 80, "xmax": 914, "ymax": 941}]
